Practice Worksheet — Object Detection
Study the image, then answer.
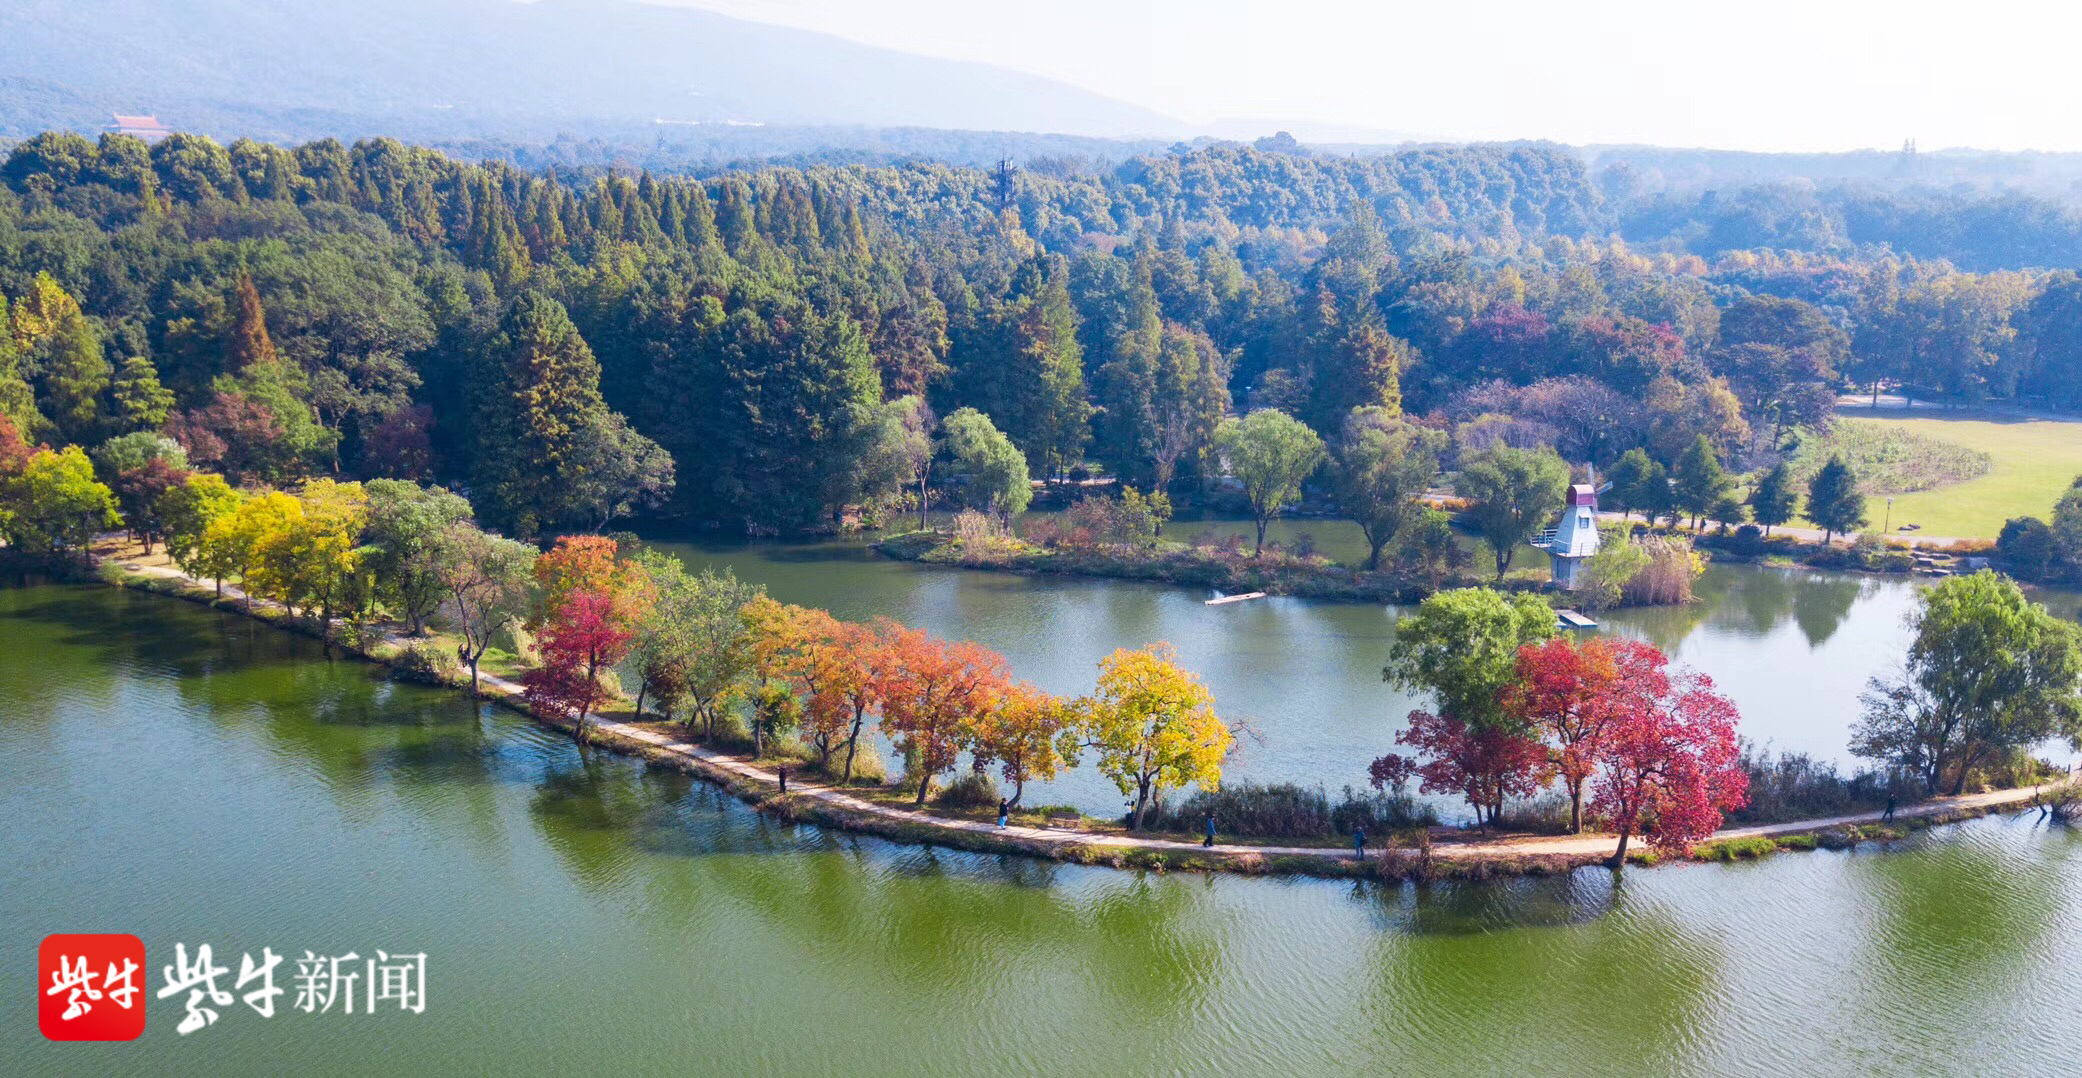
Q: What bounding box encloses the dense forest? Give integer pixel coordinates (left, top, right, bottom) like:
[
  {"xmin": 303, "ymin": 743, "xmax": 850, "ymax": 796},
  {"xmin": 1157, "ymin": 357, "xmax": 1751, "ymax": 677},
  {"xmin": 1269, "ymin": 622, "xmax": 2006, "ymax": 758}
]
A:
[{"xmin": 5, "ymin": 129, "xmax": 2082, "ymax": 539}]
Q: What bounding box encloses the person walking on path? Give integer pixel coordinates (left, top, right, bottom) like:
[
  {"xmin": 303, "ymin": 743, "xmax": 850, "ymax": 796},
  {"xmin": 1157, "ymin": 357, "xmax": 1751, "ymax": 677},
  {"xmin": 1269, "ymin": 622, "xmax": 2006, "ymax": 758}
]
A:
[
  {"xmin": 997, "ymin": 798, "xmax": 1009, "ymax": 828},
  {"xmin": 1203, "ymin": 812, "xmax": 1217, "ymax": 848},
  {"xmin": 1353, "ymin": 828, "xmax": 1366, "ymax": 860},
  {"xmin": 1883, "ymin": 793, "xmax": 1895, "ymax": 821},
  {"xmin": 778, "ymin": 766, "xmax": 787, "ymax": 795}
]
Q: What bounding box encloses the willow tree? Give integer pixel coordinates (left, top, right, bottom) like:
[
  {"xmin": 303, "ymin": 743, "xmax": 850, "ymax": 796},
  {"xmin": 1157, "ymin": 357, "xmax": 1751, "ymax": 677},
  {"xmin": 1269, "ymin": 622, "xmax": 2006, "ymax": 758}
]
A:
[{"xmin": 1213, "ymin": 409, "xmax": 1326, "ymax": 556}]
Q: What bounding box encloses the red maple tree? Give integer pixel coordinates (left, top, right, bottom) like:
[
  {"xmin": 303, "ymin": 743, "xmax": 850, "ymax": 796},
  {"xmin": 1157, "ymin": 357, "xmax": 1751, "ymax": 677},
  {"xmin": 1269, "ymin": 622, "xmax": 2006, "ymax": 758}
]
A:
[
  {"xmin": 1504, "ymin": 636, "xmax": 1668, "ymax": 832},
  {"xmin": 1589, "ymin": 662, "xmax": 1748, "ymax": 864},
  {"xmin": 522, "ymin": 588, "xmax": 635, "ymax": 742},
  {"xmin": 1372, "ymin": 710, "xmax": 1552, "ymax": 831}
]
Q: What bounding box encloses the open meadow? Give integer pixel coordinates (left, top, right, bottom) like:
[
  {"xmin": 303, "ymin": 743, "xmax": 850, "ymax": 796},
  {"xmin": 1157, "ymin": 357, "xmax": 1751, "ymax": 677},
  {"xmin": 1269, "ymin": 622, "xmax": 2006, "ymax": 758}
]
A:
[{"xmin": 1818, "ymin": 405, "xmax": 2082, "ymax": 538}]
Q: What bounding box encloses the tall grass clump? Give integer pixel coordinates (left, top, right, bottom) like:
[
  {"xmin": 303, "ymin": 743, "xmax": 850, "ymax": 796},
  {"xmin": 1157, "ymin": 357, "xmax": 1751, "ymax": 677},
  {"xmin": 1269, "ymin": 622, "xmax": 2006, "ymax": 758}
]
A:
[
  {"xmin": 1144, "ymin": 783, "xmax": 1435, "ymax": 838},
  {"xmin": 1621, "ymin": 535, "xmax": 1702, "ymax": 606},
  {"xmin": 1729, "ymin": 746, "xmax": 1913, "ymax": 824}
]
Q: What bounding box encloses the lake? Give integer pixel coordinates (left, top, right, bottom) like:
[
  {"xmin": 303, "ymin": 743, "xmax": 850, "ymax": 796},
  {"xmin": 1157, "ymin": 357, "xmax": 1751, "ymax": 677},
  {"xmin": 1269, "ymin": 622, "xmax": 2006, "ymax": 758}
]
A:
[{"xmin": 6, "ymin": 548, "xmax": 2081, "ymax": 1074}]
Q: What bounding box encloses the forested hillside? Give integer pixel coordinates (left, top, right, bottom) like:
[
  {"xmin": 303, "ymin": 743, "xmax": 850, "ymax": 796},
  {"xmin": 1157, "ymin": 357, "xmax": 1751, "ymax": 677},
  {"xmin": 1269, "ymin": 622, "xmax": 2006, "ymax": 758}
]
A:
[{"xmin": 4, "ymin": 129, "xmax": 2082, "ymax": 538}]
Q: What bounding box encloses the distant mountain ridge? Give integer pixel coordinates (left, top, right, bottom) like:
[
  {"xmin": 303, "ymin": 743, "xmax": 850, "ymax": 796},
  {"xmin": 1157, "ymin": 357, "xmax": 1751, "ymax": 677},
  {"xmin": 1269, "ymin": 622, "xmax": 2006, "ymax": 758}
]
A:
[{"xmin": 0, "ymin": 0, "xmax": 1182, "ymax": 141}]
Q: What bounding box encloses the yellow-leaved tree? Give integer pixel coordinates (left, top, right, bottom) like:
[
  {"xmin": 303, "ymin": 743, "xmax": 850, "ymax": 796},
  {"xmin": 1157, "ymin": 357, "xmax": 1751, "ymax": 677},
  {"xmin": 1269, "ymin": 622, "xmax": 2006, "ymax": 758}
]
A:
[
  {"xmin": 203, "ymin": 489, "xmax": 302, "ymax": 612},
  {"xmin": 1074, "ymin": 644, "xmax": 1232, "ymax": 830}
]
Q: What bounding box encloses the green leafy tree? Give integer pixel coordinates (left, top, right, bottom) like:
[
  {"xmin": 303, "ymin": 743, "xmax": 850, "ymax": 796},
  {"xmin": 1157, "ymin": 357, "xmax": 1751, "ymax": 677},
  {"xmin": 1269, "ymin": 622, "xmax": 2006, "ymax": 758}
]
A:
[
  {"xmin": 0, "ymin": 298, "xmax": 42, "ymax": 439},
  {"xmin": 430, "ymin": 521, "xmax": 536, "ymax": 695},
  {"xmin": 1395, "ymin": 509, "xmax": 1463, "ymax": 590},
  {"xmin": 1580, "ymin": 527, "xmax": 1651, "ymax": 610},
  {"xmin": 855, "ymin": 395, "xmax": 934, "ymax": 526},
  {"xmin": 677, "ymin": 569, "xmax": 766, "ymax": 739},
  {"xmin": 1334, "ymin": 407, "xmax": 1445, "ymax": 570},
  {"xmin": 108, "ymin": 356, "xmax": 175, "ymax": 433},
  {"xmin": 473, "ymin": 292, "xmax": 662, "ymax": 535},
  {"xmin": 35, "ymin": 313, "xmax": 111, "ymax": 443},
  {"xmin": 1383, "ymin": 587, "xmax": 1557, "ymax": 731},
  {"xmin": 1998, "ymin": 516, "xmax": 2056, "ymax": 580},
  {"xmin": 1455, "ymin": 445, "xmax": 1569, "ymax": 580},
  {"xmin": 366, "ymin": 480, "xmax": 475, "ymax": 634},
  {"xmin": 2050, "ymin": 479, "xmax": 2082, "ymax": 570},
  {"xmin": 1708, "ymin": 494, "xmax": 1749, "ymax": 531},
  {"xmin": 1749, "ymin": 462, "xmax": 1798, "ymax": 535},
  {"xmin": 941, "ymin": 407, "xmax": 1032, "ymax": 523},
  {"xmin": 1213, "ymin": 409, "xmax": 1327, "ymax": 556},
  {"xmin": 954, "ymin": 255, "xmax": 1089, "ymax": 480},
  {"xmin": 1852, "ymin": 571, "xmax": 2082, "ymax": 795},
  {"xmin": 161, "ymin": 472, "xmax": 242, "ymax": 590},
  {"xmin": 0, "ymin": 446, "xmax": 119, "ymax": 555},
  {"xmin": 1805, "ymin": 454, "xmax": 1867, "ymax": 542}
]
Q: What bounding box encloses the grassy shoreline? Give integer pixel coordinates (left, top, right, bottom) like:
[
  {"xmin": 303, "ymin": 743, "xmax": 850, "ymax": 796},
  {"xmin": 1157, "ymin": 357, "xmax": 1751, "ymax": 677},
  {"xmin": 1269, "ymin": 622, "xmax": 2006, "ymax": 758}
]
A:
[{"xmin": 77, "ymin": 547, "xmax": 2056, "ymax": 882}]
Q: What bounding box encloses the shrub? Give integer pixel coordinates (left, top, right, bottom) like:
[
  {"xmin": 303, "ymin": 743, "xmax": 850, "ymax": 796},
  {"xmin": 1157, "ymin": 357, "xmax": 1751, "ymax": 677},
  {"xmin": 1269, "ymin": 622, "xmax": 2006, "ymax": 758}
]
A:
[
  {"xmin": 395, "ymin": 641, "xmax": 463, "ymax": 685},
  {"xmin": 841, "ymin": 746, "xmax": 889, "ymax": 785},
  {"xmin": 933, "ymin": 771, "xmax": 1002, "ymax": 809},
  {"xmin": 1581, "ymin": 525, "xmax": 1651, "ymax": 610},
  {"xmin": 951, "ymin": 509, "xmax": 1003, "ymax": 541},
  {"xmin": 1058, "ymin": 487, "xmax": 1167, "ymax": 550},
  {"xmin": 1494, "ymin": 792, "xmax": 1571, "ymax": 834},
  {"xmin": 1696, "ymin": 835, "xmax": 1778, "ymax": 861},
  {"xmin": 493, "ymin": 616, "xmax": 540, "ymax": 666}
]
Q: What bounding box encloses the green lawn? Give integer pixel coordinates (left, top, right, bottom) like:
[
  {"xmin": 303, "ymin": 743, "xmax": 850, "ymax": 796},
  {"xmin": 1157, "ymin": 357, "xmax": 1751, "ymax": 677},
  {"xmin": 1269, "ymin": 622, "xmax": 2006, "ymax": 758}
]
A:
[{"xmin": 1822, "ymin": 409, "xmax": 2082, "ymax": 538}]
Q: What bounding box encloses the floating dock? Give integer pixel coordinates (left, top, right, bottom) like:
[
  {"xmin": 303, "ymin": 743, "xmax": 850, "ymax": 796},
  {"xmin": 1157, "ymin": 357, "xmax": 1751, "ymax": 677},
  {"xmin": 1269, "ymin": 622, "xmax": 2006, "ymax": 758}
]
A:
[
  {"xmin": 1555, "ymin": 609, "xmax": 1598, "ymax": 630},
  {"xmin": 1205, "ymin": 591, "xmax": 1267, "ymax": 606}
]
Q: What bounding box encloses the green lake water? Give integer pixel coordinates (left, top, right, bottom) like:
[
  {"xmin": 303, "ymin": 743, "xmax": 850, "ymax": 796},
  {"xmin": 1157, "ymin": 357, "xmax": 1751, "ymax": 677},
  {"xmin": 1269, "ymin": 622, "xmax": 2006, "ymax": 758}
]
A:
[{"xmin": 7, "ymin": 546, "xmax": 2082, "ymax": 1074}]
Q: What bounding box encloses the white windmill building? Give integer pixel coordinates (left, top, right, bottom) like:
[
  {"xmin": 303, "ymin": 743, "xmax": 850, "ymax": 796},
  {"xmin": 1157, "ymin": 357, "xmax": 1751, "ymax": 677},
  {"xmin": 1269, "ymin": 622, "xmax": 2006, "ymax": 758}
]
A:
[{"xmin": 1540, "ymin": 466, "xmax": 1610, "ymax": 589}]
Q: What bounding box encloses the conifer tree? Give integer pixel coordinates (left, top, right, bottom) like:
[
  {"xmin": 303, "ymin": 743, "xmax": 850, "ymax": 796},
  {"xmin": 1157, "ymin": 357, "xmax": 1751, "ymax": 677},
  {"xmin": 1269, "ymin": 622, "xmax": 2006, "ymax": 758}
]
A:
[
  {"xmin": 1806, "ymin": 455, "xmax": 1868, "ymax": 543},
  {"xmin": 36, "ymin": 313, "xmax": 109, "ymax": 444},
  {"xmin": 109, "ymin": 356, "xmax": 175, "ymax": 433},
  {"xmin": 1749, "ymin": 462, "xmax": 1798, "ymax": 535},
  {"xmin": 472, "ymin": 291, "xmax": 613, "ymax": 536},
  {"xmin": 1671, "ymin": 435, "xmax": 1732, "ymax": 530}
]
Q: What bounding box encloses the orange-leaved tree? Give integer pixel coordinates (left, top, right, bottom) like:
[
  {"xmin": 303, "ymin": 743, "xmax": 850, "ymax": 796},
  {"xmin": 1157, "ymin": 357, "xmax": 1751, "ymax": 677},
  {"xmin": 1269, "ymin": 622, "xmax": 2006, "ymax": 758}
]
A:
[
  {"xmin": 531, "ymin": 534, "xmax": 623, "ymax": 624},
  {"xmin": 876, "ymin": 624, "xmax": 1009, "ymax": 807},
  {"xmin": 968, "ymin": 681, "xmax": 1075, "ymax": 809},
  {"xmin": 827, "ymin": 618, "xmax": 892, "ymax": 783},
  {"xmin": 747, "ymin": 599, "xmax": 850, "ymax": 767}
]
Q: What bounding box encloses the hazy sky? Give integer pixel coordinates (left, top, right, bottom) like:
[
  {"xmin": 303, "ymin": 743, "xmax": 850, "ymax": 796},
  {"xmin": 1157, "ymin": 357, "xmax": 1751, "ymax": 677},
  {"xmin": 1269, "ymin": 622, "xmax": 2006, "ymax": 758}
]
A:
[{"xmin": 662, "ymin": 0, "xmax": 2079, "ymax": 151}]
